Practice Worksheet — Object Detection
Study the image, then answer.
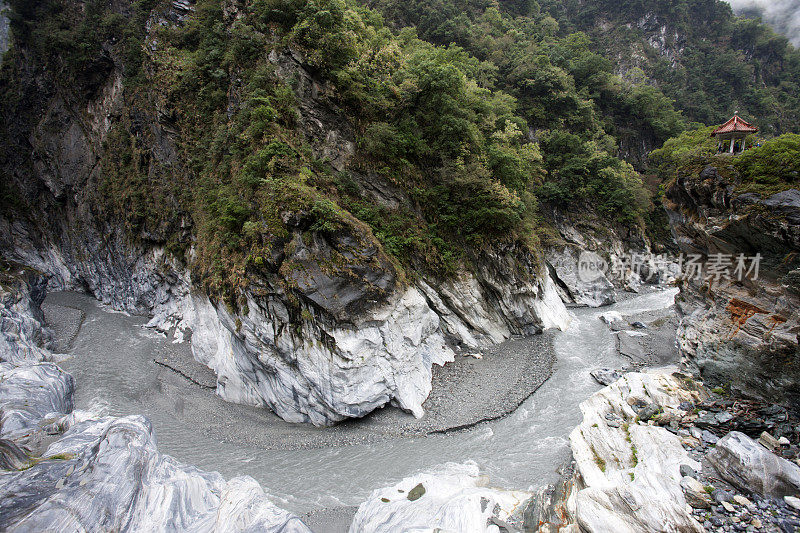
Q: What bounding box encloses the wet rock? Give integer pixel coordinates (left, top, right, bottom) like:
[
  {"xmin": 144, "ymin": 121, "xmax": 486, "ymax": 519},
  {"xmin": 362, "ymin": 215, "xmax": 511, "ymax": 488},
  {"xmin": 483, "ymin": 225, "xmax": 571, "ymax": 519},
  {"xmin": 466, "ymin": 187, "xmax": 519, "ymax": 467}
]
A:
[
  {"xmin": 591, "ymin": 368, "xmax": 623, "ymax": 386},
  {"xmin": 708, "ymin": 432, "xmax": 800, "ymax": 497}
]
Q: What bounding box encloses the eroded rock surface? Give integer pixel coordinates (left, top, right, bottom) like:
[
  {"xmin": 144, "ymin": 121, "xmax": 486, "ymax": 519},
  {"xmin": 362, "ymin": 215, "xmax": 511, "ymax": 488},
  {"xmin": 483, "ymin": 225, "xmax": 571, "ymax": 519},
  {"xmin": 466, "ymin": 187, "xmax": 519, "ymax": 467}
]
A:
[
  {"xmin": 569, "ymin": 370, "xmax": 706, "ymax": 532},
  {"xmin": 349, "ymin": 461, "xmax": 532, "ymax": 533},
  {"xmin": 0, "ymin": 268, "xmax": 310, "ymax": 532},
  {"xmin": 665, "ymin": 166, "xmax": 800, "ymax": 408}
]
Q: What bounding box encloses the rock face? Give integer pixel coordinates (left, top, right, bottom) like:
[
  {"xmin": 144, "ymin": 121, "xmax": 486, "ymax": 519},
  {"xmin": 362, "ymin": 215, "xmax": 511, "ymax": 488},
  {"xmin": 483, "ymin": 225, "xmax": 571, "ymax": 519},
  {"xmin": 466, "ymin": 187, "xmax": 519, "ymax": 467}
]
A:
[
  {"xmin": 665, "ymin": 165, "xmax": 800, "ymax": 409},
  {"xmin": 569, "ymin": 370, "xmax": 706, "ymax": 532},
  {"xmin": 0, "ymin": 264, "xmax": 52, "ymax": 364},
  {"xmin": 0, "ymin": 268, "xmax": 311, "ymax": 532},
  {"xmin": 0, "ymin": 362, "xmax": 74, "ymax": 443},
  {"xmin": 0, "ymin": 1, "xmax": 571, "ymax": 426},
  {"xmin": 0, "ymin": 416, "xmax": 311, "ymax": 532},
  {"xmin": 546, "ymin": 245, "xmax": 616, "ymax": 307},
  {"xmin": 349, "ymin": 461, "xmax": 532, "ymax": 533},
  {"xmin": 708, "ymin": 431, "xmax": 800, "ymax": 497}
]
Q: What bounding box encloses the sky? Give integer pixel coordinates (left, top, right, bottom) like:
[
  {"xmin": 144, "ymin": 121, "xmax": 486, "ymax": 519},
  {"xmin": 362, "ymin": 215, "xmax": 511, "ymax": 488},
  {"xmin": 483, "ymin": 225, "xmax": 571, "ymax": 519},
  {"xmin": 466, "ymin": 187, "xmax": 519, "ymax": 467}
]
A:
[{"xmin": 724, "ymin": 0, "xmax": 800, "ymax": 46}]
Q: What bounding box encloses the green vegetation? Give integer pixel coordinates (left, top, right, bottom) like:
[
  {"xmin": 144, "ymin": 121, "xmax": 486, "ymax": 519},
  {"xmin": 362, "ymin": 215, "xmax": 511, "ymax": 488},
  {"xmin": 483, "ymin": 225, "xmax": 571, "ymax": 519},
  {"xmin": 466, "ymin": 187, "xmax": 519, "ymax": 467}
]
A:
[
  {"xmin": 734, "ymin": 134, "xmax": 800, "ymax": 194},
  {"xmin": 651, "ymin": 128, "xmax": 799, "ymax": 197},
  {"xmin": 537, "ymin": 0, "xmax": 800, "ymax": 136},
  {"xmin": 591, "ymin": 444, "xmax": 607, "ymax": 472},
  {"xmin": 2, "ymin": 0, "xmax": 663, "ymax": 304},
  {"xmin": 7, "ymin": 0, "xmax": 796, "ymax": 305}
]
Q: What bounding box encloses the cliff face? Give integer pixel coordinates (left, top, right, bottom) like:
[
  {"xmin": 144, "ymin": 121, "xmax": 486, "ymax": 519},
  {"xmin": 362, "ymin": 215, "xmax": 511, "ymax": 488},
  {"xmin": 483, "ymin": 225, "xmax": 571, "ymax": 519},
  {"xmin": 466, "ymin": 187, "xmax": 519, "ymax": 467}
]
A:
[
  {"xmin": 665, "ymin": 162, "xmax": 800, "ymax": 409},
  {"xmin": 0, "ymin": 0, "xmax": 573, "ymax": 425}
]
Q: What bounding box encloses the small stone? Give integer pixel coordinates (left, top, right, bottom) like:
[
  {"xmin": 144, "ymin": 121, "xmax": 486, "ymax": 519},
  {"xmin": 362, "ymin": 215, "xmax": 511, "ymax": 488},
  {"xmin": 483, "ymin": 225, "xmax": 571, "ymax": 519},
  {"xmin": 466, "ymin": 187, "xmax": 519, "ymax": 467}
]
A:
[
  {"xmin": 714, "ymin": 489, "xmax": 734, "ymax": 504},
  {"xmin": 711, "ymin": 516, "xmax": 725, "ymax": 527},
  {"xmin": 680, "ymin": 464, "xmax": 698, "ymax": 478},
  {"xmin": 733, "ymin": 495, "xmax": 751, "ymax": 507},
  {"xmin": 631, "ymin": 321, "xmax": 647, "ymax": 329},
  {"xmin": 758, "ymin": 431, "xmax": 780, "ymax": 452},
  {"xmin": 750, "ymin": 518, "xmax": 762, "ymax": 528},
  {"xmin": 637, "ymin": 402, "xmax": 660, "ymax": 422},
  {"xmin": 722, "ymin": 501, "xmax": 736, "ymax": 513},
  {"xmin": 681, "ymin": 436, "xmax": 701, "ymax": 448},
  {"xmin": 702, "ymin": 430, "xmax": 720, "ymax": 444},
  {"xmin": 785, "ymin": 496, "xmax": 800, "ymax": 511},
  {"xmin": 681, "ymin": 476, "xmax": 713, "ymax": 509},
  {"xmin": 690, "ymin": 427, "xmax": 703, "ymax": 439},
  {"xmin": 407, "ymin": 483, "xmax": 426, "ymax": 501},
  {"xmin": 679, "ymin": 401, "xmax": 694, "ymax": 412},
  {"xmin": 715, "ymin": 411, "xmax": 734, "ymax": 424},
  {"xmin": 778, "ymin": 436, "xmax": 790, "ymax": 446}
]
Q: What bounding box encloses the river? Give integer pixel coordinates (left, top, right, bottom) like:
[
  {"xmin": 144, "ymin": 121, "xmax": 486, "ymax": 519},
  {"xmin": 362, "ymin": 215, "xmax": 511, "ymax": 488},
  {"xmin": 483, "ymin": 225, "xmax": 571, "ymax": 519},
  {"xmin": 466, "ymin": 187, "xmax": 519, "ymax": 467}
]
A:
[{"xmin": 46, "ymin": 287, "xmax": 678, "ymax": 515}]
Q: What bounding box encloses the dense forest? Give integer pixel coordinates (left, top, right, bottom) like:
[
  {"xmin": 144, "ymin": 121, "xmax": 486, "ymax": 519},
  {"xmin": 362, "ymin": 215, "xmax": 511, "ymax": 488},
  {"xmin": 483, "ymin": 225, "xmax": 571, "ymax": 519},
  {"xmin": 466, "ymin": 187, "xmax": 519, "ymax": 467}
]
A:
[{"xmin": 2, "ymin": 0, "xmax": 798, "ymax": 302}]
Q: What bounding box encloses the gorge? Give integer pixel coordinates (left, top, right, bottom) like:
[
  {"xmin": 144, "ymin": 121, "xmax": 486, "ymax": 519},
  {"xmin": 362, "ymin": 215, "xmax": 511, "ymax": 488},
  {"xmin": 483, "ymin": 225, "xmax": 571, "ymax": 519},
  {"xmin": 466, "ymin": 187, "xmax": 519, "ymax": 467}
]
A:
[{"xmin": 1, "ymin": 0, "xmax": 800, "ymax": 531}]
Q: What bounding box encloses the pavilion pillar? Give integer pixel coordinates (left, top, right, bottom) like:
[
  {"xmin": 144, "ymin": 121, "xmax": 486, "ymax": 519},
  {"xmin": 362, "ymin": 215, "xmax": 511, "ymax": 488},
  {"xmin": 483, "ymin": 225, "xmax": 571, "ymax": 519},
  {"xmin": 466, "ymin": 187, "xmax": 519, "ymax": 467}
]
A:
[{"xmin": 729, "ymin": 138, "xmax": 735, "ymax": 153}]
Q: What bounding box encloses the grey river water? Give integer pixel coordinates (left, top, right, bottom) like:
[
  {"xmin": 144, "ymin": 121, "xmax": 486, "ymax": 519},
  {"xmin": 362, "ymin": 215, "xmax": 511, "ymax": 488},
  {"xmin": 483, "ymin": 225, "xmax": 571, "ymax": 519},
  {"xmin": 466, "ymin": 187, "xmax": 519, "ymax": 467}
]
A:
[{"xmin": 47, "ymin": 287, "xmax": 678, "ymax": 515}]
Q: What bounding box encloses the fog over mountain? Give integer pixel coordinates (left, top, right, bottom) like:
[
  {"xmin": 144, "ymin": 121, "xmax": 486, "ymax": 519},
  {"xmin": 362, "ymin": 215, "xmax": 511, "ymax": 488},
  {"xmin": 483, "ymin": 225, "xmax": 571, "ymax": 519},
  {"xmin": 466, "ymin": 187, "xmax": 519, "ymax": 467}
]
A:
[{"xmin": 725, "ymin": 0, "xmax": 800, "ymax": 46}]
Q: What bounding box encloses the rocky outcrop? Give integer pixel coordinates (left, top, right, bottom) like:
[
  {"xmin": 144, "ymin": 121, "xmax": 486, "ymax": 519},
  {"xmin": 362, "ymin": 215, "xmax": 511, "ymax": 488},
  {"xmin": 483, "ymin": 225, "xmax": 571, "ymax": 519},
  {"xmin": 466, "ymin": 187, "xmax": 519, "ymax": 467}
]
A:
[
  {"xmin": 349, "ymin": 461, "xmax": 533, "ymax": 532},
  {"xmin": 542, "ymin": 208, "xmax": 671, "ymax": 308},
  {"xmin": 0, "ymin": 362, "xmax": 74, "ymax": 443},
  {"xmin": 0, "ymin": 263, "xmax": 52, "ymax": 364},
  {"xmin": 665, "ymin": 164, "xmax": 800, "ymax": 409},
  {"xmin": 568, "ymin": 370, "xmax": 706, "ymax": 532},
  {"xmin": 708, "ymin": 431, "xmax": 800, "ymax": 497},
  {"xmin": 0, "ymin": 416, "xmax": 311, "ymax": 532},
  {"xmin": 0, "ymin": 267, "xmax": 311, "ymax": 532},
  {"xmin": 0, "ymin": 0, "xmax": 571, "ymax": 426}
]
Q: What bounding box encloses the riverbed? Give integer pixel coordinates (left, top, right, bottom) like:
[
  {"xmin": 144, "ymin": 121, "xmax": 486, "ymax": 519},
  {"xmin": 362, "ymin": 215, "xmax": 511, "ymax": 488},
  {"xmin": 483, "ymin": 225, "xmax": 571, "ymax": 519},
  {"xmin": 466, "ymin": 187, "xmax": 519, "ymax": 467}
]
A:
[{"xmin": 42, "ymin": 287, "xmax": 678, "ymax": 520}]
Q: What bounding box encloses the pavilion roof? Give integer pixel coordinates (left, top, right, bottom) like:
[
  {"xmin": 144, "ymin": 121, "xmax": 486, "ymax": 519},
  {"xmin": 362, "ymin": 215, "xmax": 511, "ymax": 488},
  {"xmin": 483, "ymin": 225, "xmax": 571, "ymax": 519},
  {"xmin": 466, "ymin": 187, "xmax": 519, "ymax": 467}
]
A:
[{"xmin": 711, "ymin": 115, "xmax": 758, "ymax": 137}]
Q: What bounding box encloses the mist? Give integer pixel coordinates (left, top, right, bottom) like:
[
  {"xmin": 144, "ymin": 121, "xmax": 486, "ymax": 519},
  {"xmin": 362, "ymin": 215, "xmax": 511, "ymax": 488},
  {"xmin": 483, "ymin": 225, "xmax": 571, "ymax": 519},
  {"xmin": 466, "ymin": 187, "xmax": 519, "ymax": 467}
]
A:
[{"xmin": 724, "ymin": 0, "xmax": 800, "ymax": 46}]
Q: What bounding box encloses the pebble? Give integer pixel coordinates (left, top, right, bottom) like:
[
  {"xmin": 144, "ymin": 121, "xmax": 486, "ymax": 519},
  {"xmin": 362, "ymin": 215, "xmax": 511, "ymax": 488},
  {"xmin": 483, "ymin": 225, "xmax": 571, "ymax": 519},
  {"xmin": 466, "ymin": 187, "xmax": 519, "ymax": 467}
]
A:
[
  {"xmin": 702, "ymin": 430, "xmax": 719, "ymax": 444},
  {"xmin": 733, "ymin": 495, "xmax": 751, "ymax": 507},
  {"xmin": 785, "ymin": 496, "xmax": 800, "ymax": 512},
  {"xmin": 778, "ymin": 436, "xmax": 790, "ymax": 446},
  {"xmin": 722, "ymin": 501, "xmax": 736, "ymax": 513}
]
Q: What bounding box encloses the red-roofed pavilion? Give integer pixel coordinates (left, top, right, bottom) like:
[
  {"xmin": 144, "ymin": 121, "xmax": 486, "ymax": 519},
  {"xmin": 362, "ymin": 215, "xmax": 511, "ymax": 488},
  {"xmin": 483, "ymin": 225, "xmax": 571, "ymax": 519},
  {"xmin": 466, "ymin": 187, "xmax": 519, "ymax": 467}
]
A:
[{"xmin": 711, "ymin": 115, "xmax": 758, "ymax": 154}]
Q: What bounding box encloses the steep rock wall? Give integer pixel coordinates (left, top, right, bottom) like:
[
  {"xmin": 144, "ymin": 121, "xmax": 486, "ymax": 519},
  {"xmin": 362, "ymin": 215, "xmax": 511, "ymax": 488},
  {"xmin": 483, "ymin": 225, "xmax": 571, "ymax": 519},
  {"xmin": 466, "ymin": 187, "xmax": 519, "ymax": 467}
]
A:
[
  {"xmin": 665, "ymin": 164, "xmax": 800, "ymax": 408},
  {"xmin": 0, "ymin": 1, "xmax": 570, "ymax": 426}
]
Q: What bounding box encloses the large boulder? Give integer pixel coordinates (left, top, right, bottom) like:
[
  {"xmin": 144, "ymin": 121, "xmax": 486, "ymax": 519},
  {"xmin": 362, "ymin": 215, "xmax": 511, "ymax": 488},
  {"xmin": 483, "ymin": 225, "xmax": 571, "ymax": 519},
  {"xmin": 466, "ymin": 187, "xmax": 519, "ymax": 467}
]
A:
[
  {"xmin": 707, "ymin": 431, "xmax": 800, "ymax": 497},
  {"xmin": 349, "ymin": 461, "xmax": 532, "ymax": 533}
]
